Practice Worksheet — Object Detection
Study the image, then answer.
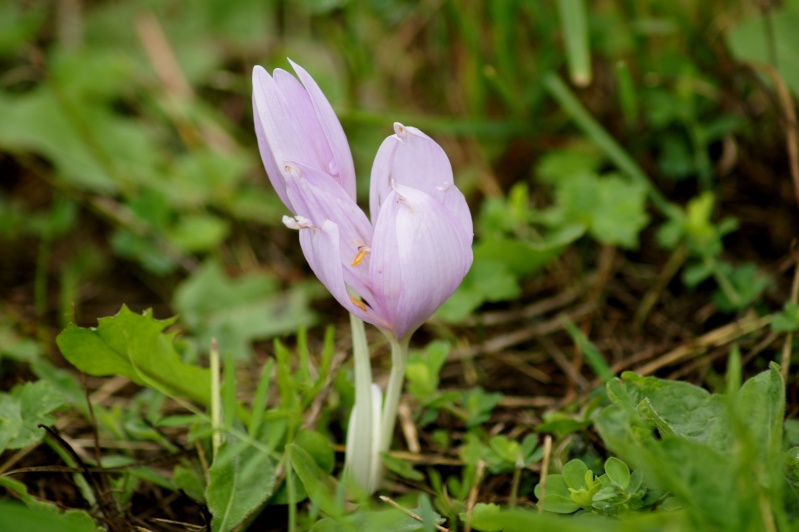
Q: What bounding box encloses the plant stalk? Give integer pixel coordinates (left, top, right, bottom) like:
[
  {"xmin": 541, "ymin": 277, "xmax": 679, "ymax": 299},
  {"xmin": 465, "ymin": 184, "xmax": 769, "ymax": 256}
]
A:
[
  {"xmin": 380, "ymin": 337, "xmax": 409, "ymax": 457},
  {"xmin": 344, "ymin": 314, "xmax": 376, "ymax": 491}
]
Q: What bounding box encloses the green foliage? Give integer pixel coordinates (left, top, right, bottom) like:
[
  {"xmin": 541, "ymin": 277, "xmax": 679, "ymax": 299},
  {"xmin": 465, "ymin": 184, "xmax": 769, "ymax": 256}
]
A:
[
  {"xmin": 56, "ymin": 305, "xmax": 213, "ymax": 408},
  {"xmin": 659, "ymin": 192, "xmax": 768, "ymax": 313},
  {"xmin": 772, "ymin": 302, "xmax": 799, "ymax": 333},
  {"xmin": 483, "ymin": 434, "xmax": 543, "ymax": 474},
  {"xmin": 0, "ymin": 380, "xmax": 63, "ymax": 453},
  {"xmin": 206, "ymin": 437, "xmax": 277, "ymax": 532},
  {"xmin": 727, "ymin": 2, "xmax": 799, "ymax": 97},
  {"xmin": 542, "ymin": 173, "xmax": 649, "ymax": 249},
  {"xmin": 535, "ymin": 457, "xmax": 651, "ymax": 516},
  {"xmin": 174, "ymin": 260, "xmax": 316, "ymax": 360},
  {"xmin": 594, "ymin": 364, "xmax": 787, "ymax": 530},
  {"xmin": 405, "ymin": 341, "xmax": 450, "ymax": 403}
]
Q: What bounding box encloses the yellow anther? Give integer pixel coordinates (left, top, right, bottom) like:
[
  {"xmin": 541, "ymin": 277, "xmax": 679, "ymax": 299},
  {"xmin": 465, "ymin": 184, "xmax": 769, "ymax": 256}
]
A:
[
  {"xmin": 351, "ymin": 246, "xmax": 371, "ymax": 266},
  {"xmin": 349, "ymin": 296, "xmax": 367, "ymax": 312}
]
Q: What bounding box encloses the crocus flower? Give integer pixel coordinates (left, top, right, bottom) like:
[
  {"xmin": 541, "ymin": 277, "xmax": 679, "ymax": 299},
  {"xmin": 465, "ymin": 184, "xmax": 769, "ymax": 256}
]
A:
[
  {"xmin": 253, "ymin": 63, "xmax": 473, "ymax": 342},
  {"xmin": 252, "ymin": 59, "xmax": 357, "ymax": 209}
]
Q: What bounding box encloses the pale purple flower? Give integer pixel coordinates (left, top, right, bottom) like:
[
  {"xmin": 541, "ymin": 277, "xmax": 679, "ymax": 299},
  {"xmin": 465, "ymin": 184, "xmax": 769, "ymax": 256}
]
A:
[
  {"xmin": 252, "ymin": 60, "xmax": 356, "ymax": 208},
  {"xmin": 253, "ymin": 63, "xmax": 473, "ymax": 341}
]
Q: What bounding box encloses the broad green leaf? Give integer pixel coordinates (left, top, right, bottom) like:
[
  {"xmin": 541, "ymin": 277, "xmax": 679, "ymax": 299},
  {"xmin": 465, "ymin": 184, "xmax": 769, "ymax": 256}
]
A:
[
  {"xmin": 56, "ymin": 305, "xmax": 211, "ymax": 407},
  {"xmin": 603, "ymin": 457, "xmax": 630, "ymax": 490},
  {"xmin": 562, "ymin": 459, "xmax": 590, "ymax": 490},
  {"xmin": 0, "ymin": 501, "xmax": 98, "ymax": 532},
  {"xmin": 0, "ymin": 324, "xmax": 40, "ymax": 363},
  {"xmin": 735, "ymin": 363, "xmax": 785, "ymax": 465},
  {"xmin": 727, "ymin": 6, "xmax": 799, "ymax": 97},
  {"xmin": 615, "ymin": 372, "xmax": 730, "ymax": 452},
  {"xmin": 772, "ymin": 302, "xmax": 799, "ymax": 332},
  {"xmin": 0, "ymin": 478, "xmax": 99, "ymax": 531},
  {"xmin": 535, "ymin": 474, "xmax": 580, "ymax": 514},
  {"xmin": 535, "ymin": 144, "xmax": 603, "ymax": 185},
  {"xmin": 166, "ymin": 214, "xmax": 230, "ymax": 254},
  {"xmin": 206, "ymin": 438, "xmax": 276, "ymax": 532},
  {"xmin": 295, "ymin": 429, "xmax": 336, "ymax": 474},
  {"xmin": 545, "ymin": 173, "xmax": 649, "ymax": 249},
  {"xmin": 174, "ymin": 260, "xmax": 316, "ymax": 360},
  {"xmin": 0, "ymin": 380, "xmax": 63, "ymax": 452},
  {"xmin": 173, "ymin": 464, "xmax": 206, "ymax": 502},
  {"xmin": 474, "ymin": 224, "xmax": 585, "ymax": 277},
  {"xmin": 286, "ymin": 443, "xmax": 344, "ymax": 517}
]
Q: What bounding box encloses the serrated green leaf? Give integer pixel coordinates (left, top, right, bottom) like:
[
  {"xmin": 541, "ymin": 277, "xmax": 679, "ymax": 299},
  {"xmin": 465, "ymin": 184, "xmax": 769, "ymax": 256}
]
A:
[
  {"xmin": 0, "ymin": 380, "xmax": 63, "ymax": 452},
  {"xmin": 56, "ymin": 305, "xmax": 211, "ymax": 407},
  {"xmin": 0, "ymin": 478, "xmax": 99, "ymax": 531}
]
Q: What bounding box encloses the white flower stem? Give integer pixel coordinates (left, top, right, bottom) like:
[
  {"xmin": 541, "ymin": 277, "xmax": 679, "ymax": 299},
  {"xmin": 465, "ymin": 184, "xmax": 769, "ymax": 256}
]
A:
[
  {"xmin": 344, "ymin": 314, "xmax": 375, "ymax": 491},
  {"xmin": 380, "ymin": 336, "xmax": 409, "ymax": 458}
]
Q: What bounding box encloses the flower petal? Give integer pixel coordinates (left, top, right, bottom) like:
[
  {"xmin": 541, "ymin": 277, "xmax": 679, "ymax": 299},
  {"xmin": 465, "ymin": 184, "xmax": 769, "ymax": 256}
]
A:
[
  {"xmin": 252, "ymin": 65, "xmax": 334, "ymax": 211},
  {"xmin": 369, "ymin": 123, "xmax": 455, "ymax": 223},
  {"xmin": 284, "ymin": 162, "xmax": 375, "ymax": 304},
  {"xmin": 289, "ymin": 59, "xmax": 357, "ymax": 201},
  {"xmin": 297, "ymin": 219, "xmax": 388, "ymax": 329},
  {"xmin": 252, "ymin": 90, "xmax": 292, "ymax": 211},
  {"xmin": 272, "ymin": 68, "xmax": 336, "ymax": 175},
  {"xmin": 368, "ymin": 135, "xmax": 398, "ymax": 224},
  {"xmin": 370, "ymin": 185, "xmax": 473, "ymax": 339}
]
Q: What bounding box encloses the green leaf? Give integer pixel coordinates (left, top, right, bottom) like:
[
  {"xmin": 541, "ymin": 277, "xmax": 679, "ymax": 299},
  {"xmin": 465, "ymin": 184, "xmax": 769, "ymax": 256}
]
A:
[
  {"xmin": 614, "ymin": 372, "xmax": 731, "ymax": 452},
  {"xmin": 535, "ymin": 145, "xmax": 604, "ymax": 185},
  {"xmin": 562, "ymin": 459, "xmax": 590, "ymax": 491},
  {"xmin": 604, "ymin": 457, "xmax": 630, "ymax": 490},
  {"xmin": 535, "ymin": 474, "xmax": 580, "ymax": 514},
  {"xmin": 56, "ymin": 305, "xmax": 211, "ymax": 407},
  {"xmin": 166, "ymin": 214, "xmax": 230, "ymax": 254},
  {"xmin": 381, "ymin": 453, "xmax": 425, "ymax": 482},
  {"xmin": 0, "ymin": 478, "xmax": 98, "ymax": 531},
  {"xmin": 405, "ymin": 341, "xmax": 450, "ymax": 401},
  {"xmin": 286, "ymin": 443, "xmax": 344, "ymax": 517},
  {"xmin": 545, "ymin": 173, "xmax": 649, "ymax": 249},
  {"xmin": 772, "ymin": 302, "xmax": 799, "ymax": 333},
  {"xmin": 711, "ymin": 262, "xmax": 770, "ymax": 313},
  {"xmin": 465, "ymin": 502, "xmax": 503, "ymax": 532},
  {"xmin": 0, "ymin": 380, "xmax": 63, "ymax": 452},
  {"xmin": 474, "ymin": 225, "xmax": 585, "ymax": 277},
  {"xmin": 0, "ymin": 501, "xmax": 98, "ymax": 532},
  {"xmin": 295, "ymin": 429, "xmax": 336, "ymax": 474},
  {"xmin": 735, "ymin": 363, "xmax": 785, "ymax": 465},
  {"xmin": 727, "ymin": 6, "xmax": 799, "ymax": 97},
  {"xmin": 206, "ymin": 438, "xmax": 276, "ymax": 532},
  {"xmin": 174, "ymin": 260, "xmax": 316, "ymax": 360},
  {"xmin": 0, "ymin": 324, "xmax": 41, "ymax": 363},
  {"xmin": 458, "ymin": 387, "xmax": 504, "ymax": 428},
  {"xmin": 173, "ymin": 464, "xmax": 206, "ymax": 502}
]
